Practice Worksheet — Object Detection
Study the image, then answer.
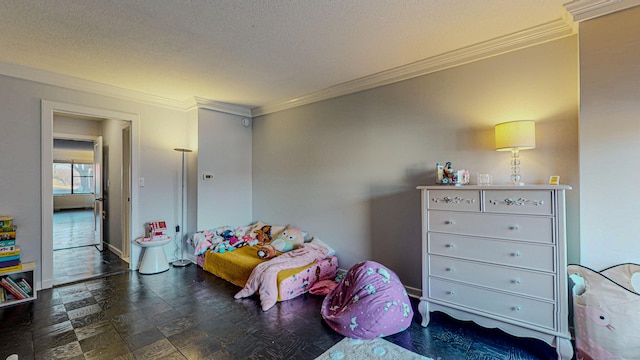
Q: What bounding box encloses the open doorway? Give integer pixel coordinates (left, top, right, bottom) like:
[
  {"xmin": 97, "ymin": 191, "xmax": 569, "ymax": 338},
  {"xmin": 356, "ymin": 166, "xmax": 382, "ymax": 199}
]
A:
[
  {"xmin": 41, "ymin": 100, "xmax": 141, "ymax": 290},
  {"xmin": 47, "ymin": 110, "xmax": 133, "ymax": 286}
]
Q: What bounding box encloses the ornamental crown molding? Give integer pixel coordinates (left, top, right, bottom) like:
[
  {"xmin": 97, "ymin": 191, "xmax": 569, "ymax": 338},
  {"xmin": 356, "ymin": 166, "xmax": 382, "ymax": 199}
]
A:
[
  {"xmin": 0, "ymin": 62, "xmax": 251, "ymax": 117},
  {"xmin": 4, "ymin": 1, "xmax": 637, "ymax": 119},
  {"xmin": 185, "ymin": 97, "xmax": 253, "ymax": 117},
  {"xmin": 251, "ymin": 19, "xmax": 574, "ymax": 117},
  {"xmin": 563, "ymin": 0, "xmax": 640, "ymax": 22}
]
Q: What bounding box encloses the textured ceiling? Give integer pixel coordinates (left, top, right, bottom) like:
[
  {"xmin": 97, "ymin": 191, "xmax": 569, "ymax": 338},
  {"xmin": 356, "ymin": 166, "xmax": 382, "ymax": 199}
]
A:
[{"xmin": 0, "ymin": 0, "xmax": 571, "ymax": 110}]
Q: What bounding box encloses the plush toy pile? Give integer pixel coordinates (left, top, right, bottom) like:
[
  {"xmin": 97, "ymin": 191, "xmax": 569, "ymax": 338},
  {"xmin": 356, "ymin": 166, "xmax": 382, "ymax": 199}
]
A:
[{"xmin": 189, "ymin": 221, "xmax": 336, "ymax": 259}]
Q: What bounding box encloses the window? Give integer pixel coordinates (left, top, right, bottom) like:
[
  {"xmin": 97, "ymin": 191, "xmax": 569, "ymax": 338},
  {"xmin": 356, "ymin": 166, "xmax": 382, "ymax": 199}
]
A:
[{"xmin": 53, "ymin": 162, "xmax": 94, "ymax": 195}]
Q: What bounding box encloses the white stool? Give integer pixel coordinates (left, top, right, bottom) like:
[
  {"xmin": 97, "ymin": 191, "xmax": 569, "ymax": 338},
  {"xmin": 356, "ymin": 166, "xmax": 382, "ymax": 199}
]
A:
[{"xmin": 136, "ymin": 237, "xmax": 172, "ymax": 274}]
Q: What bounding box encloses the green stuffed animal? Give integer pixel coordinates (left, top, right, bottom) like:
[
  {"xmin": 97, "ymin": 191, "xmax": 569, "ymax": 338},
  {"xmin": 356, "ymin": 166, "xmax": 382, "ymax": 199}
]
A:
[{"xmin": 270, "ymin": 227, "xmax": 305, "ymax": 252}]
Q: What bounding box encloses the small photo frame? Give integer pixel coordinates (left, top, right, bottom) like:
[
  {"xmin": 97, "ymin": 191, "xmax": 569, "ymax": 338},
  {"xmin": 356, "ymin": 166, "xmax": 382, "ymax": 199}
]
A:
[{"xmin": 548, "ymin": 176, "xmax": 560, "ymax": 185}]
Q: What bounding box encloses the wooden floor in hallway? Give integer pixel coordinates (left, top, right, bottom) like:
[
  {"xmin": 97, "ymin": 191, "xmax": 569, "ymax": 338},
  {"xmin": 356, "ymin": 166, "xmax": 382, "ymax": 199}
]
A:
[{"xmin": 53, "ymin": 209, "xmax": 129, "ymax": 286}]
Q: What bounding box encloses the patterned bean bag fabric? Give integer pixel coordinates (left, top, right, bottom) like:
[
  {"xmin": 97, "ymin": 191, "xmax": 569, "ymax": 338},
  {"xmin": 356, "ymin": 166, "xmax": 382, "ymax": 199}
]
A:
[
  {"xmin": 569, "ymin": 263, "xmax": 640, "ymax": 360},
  {"xmin": 321, "ymin": 261, "xmax": 413, "ymax": 339}
]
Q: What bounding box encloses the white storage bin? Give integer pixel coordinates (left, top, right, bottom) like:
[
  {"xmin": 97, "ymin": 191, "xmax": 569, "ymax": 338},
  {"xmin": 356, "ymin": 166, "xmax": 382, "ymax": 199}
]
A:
[{"xmin": 568, "ymin": 263, "xmax": 640, "ymax": 360}]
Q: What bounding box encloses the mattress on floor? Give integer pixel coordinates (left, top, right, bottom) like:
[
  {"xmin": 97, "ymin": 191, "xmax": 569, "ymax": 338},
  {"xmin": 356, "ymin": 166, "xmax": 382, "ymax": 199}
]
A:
[{"xmin": 198, "ymin": 245, "xmax": 338, "ymax": 301}]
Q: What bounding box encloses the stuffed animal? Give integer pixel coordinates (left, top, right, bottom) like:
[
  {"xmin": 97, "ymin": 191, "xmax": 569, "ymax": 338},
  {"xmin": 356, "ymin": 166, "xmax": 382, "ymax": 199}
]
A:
[
  {"xmin": 270, "ymin": 227, "xmax": 305, "ymax": 252},
  {"xmin": 242, "ymin": 235, "xmax": 258, "ymax": 247},
  {"xmin": 253, "ymin": 225, "xmax": 272, "ymax": 245},
  {"xmin": 213, "ymin": 242, "xmax": 234, "ymax": 253},
  {"xmin": 257, "ymin": 244, "xmax": 277, "ymax": 259}
]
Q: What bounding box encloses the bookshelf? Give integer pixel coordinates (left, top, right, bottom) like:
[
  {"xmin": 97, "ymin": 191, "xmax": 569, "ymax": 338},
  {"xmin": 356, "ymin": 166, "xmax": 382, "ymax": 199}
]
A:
[{"xmin": 0, "ymin": 262, "xmax": 37, "ymax": 307}]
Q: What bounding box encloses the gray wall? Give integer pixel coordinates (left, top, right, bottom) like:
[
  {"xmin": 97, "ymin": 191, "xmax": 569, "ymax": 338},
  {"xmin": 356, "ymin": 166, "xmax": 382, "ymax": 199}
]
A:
[
  {"xmin": 0, "ymin": 73, "xmax": 189, "ymax": 287},
  {"xmin": 194, "ymin": 108, "xmax": 252, "ymax": 230},
  {"xmin": 579, "ymin": 6, "xmax": 640, "ymax": 270},
  {"xmin": 253, "ymin": 37, "xmax": 579, "ymax": 290}
]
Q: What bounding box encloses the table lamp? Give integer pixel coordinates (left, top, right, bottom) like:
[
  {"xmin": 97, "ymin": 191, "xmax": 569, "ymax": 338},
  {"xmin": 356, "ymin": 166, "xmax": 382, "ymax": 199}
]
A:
[{"xmin": 495, "ymin": 120, "xmax": 535, "ymax": 185}]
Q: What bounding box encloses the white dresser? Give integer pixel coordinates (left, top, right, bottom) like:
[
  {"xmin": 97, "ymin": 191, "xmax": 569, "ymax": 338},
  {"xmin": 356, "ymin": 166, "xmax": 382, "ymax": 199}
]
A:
[{"xmin": 417, "ymin": 185, "xmax": 573, "ymax": 360}]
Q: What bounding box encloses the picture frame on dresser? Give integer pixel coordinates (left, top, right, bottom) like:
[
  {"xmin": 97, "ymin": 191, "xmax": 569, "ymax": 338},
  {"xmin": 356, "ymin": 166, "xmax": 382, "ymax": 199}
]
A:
[{"xmin": 417, "ymin": 185, "xmax": 573, "ymax": 360}]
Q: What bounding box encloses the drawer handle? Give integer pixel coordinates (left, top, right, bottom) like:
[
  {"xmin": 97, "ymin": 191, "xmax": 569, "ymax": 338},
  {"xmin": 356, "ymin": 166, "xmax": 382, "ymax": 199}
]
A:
[
  {"xmin": 513, "ymin": 306, "xmax": 522, "ymax": 312},
  {"xmin": 509, "ymin": 225, "xmax": 520, "ymax": 231},
  {"xmin": 445, "ymin": 220, "xmax": 455, "ymax": 225},
  {"xmin": 511, "ymin": 251, "xmax": 521, "ymax": 257},
  {"xmin": 512, "ymin": 279, "xmax": 521, "ymax": 285},
  {"xmin": 447, "ymin": 291, "xmax": 455, "ymax": 296},
  {"xmin": 446, "ymin": 267, "xmax": 455, "ymax": 272},
  {"xmin": 446, "ymin": 243, "xmax": 456, "ymax": 249},
  {"xmin": 490, "ymin": 198, "xmax": 545, "ymax": 206},
  {"xmin": 433, "ymin": 196, "xmax": 475, "ymax": 204}
]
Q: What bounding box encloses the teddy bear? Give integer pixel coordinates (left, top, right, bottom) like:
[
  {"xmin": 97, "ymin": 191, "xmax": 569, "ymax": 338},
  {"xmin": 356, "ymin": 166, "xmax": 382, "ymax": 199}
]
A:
[
  {"xmin": 270, "ymin": 227, "xmax": 305, "ymax": 252},
  {"xmin": 253, "ymin": 225, "xmax": 272, "ymax": 245},
  {"xmin": 257, "ymin": 244, "xmax": 277, "ymax": 259}
]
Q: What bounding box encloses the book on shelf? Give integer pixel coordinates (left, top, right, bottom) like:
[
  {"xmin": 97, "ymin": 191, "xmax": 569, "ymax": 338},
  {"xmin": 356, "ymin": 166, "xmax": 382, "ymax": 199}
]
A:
[
  {"xmin": 0, "ymin": 239, "xmax": 16, "ymax": 247},
  {"xmin": 0, "ymin": 216, "xmax": 12, "ymax": 230},
  {"xmin": 19, "ymin": 278, "xmax": 32, "ymax": 295},
  {"xmin": 0, "ymin": 248, "xmax": 20, "ymax": 257},
  {"xmin": 0, "ymin": 264, "xmax": 22, "ymax": 274},
  {"xmin": 0, "ymin": 259, "xmax": 20, "ymax": 269},
  {"xmin": 0, "ymin": 231, "xmax": 16, "ymax": 240},
  {"xmin": 17, "ymin": 279, "xmax": 32, "ymax": 297},
  {"xmin": 4, "ymin": 276, "xmax": 29, "ymax": 299},
  {"xmin": 0, "ymin": 287, "xmax": 5, "ymax": 302},
  {"xmin": 0, "ymin": 254, "xmax": 19, "ymax": 262},
  {"xmin": 0, "ymin": 245, "xmax": 16, "ymax": 253},
  {"xmin": 0, "ymin": 277, "xmax": 27, "ymax": 299},
  {"xmin": 0, "ymin": 226, "xmax": 15, "ymax": 233}
]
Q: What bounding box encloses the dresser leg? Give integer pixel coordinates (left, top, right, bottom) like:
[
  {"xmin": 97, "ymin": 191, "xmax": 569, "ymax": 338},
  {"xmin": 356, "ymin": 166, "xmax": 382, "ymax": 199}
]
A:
[
  {"xmin": 418, "ymin": 299, "xmax": 430, "ymax": 327},
  {"xmin": 555, "ymin": 336, "xmax": 574, "ymax": 360}
]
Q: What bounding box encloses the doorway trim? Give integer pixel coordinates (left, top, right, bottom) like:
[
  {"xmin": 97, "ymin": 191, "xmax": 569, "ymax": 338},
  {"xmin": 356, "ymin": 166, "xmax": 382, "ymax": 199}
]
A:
[{"xmin": 41, "ymin": 100, "xmax": 140, "ymax": 289}]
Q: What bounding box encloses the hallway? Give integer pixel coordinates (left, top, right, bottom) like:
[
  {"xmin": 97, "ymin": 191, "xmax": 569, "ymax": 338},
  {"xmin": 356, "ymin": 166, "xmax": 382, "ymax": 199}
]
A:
[{"xmin": 53, "ymin": 209, "xmax": 129, "ymax": 286}]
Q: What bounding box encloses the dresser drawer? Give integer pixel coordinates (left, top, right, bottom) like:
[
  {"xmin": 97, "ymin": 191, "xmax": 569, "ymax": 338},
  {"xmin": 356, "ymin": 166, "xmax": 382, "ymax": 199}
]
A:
[
  {"xmin": 428, "ymin": 233, "xmax": 555, "ymax": 272},
  {"xmin": 428, "ymin": 211, "xmax": 554, "ymax": 244},
  {"xmin": 429, "ymin": 256, "xmax": 556, "ymax": 300},
  {"xmin": 484, "ymin": 190, "xmax": 553, "ymax": 215},
  {"xmin": 428, "ymin": 278, "xmax": 555, "ymax": 330},
  {"xmin": 427, "ymin": 190, "xmax": 480, "ymax": 212}
]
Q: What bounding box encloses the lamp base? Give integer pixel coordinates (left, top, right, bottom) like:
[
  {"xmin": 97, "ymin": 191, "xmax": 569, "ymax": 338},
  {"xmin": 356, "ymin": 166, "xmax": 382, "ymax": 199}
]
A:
[{"xmin": 172, "ymin": 259, "xmax": 192, "ymax": 267}]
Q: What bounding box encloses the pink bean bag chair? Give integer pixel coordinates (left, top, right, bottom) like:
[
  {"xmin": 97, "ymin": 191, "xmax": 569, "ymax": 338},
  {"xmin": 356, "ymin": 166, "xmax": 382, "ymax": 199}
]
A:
[{"xmin": 321, "ymin": 261, "xmax": 413, "ymax": 339}]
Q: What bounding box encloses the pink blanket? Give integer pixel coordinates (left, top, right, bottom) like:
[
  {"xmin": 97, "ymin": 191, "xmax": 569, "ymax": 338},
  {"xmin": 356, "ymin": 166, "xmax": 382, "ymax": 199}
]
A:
[{"xmin": 234, "ymin": 243, "xmax": 329, "ymax": 311}]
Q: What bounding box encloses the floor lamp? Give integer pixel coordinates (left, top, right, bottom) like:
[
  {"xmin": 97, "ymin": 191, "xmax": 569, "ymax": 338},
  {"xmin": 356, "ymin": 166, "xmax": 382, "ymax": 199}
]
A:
[{"xmin": 173, "ymin": 147, "xmax": 192, "ymax": 267}]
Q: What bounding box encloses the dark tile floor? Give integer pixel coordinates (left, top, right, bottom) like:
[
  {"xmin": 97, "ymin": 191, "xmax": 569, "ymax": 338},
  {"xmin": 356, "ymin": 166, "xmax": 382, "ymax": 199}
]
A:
[
  {"xmin": 53, "ymin": 209, "xmax": 130, "ymax": 286},
  {"xmin": 0, "ymin": 265, "xmax": 561, "ymax": 360}
]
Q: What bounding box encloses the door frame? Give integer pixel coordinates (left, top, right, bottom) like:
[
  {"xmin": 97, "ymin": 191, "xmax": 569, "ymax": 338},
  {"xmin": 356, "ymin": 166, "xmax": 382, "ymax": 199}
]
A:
[
  {"xmin": 41, "ymin": 100, "xmax": 140, "ymax": 290},
  {"xmin": 94, "ymin": 135, "xmax": 104, "ymax": 252},
  {"xmin": 121, "ymin": 125, "xmax": 131, "ymax": 262}
]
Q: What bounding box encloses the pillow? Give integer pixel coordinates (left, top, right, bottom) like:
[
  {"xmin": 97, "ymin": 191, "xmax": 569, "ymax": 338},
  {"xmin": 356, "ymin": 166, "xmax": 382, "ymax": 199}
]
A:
[
  {"xmin": 310, "ymin": 237, "xmax": 336, "ymax": 256},
  {"xmin": 247, "ymin": 221, "xmax": 287, "ymax": 244}
]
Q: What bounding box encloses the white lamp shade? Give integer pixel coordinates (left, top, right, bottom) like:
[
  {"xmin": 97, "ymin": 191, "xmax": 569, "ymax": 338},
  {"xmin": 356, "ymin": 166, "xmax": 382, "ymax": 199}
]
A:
[{"xmin": 495, "ymin": 120, "xmax": 536, "ymax": 151}]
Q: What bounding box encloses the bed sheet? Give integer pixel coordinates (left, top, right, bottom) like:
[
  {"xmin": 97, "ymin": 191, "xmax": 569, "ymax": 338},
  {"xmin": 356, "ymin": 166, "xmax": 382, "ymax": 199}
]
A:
[{"xmin": 198, "ymin": 245, "xmax": 338, "ymax": 301}]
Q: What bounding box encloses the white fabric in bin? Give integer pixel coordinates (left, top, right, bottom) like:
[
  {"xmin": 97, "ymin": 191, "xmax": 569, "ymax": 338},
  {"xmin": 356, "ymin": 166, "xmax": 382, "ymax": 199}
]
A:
[{"xmin": 569, "ymin": 263, "xmax": 640, "ymax": 360}]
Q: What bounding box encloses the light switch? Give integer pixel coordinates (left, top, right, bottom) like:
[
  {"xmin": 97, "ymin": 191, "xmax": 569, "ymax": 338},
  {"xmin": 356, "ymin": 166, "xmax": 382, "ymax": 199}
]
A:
[
  {"xmin": 202, "ymin": 172, "xmax": 214, "ymax": 181},
  {"xmin": 138, "ymin": 177, "xmax": 145, "ymax": 187}
]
